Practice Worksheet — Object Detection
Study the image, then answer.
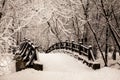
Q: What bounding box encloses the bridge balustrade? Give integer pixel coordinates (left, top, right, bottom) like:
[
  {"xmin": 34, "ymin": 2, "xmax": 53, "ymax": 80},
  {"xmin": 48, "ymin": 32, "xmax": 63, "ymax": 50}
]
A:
[
  {"xmin": 46, "ymin": 41, "xmax": 100, "ymax": 70},
  {"xmin": 15, "ymin": 39, "xmax": 42, "ymax": 71},
  {"xmin": 46, "ymin": 42, "xmax": 92, "ymax": 60}
]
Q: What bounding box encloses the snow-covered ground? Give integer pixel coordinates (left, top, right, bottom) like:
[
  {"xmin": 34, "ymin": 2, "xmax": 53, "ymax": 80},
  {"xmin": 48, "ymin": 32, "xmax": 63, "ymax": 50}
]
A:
[
  {"xmin": 1, "ymin": 52, "xmax": 120, "ymax": 80},
  {"xmin": 37, "ymin": 53, "xmax": 91, "ymax": 72},
  {"xmin": 1, "ymin": 67, "xmax": 120, "ymax": 80},
  {"xmin": 0, "ymin": 54, "xmax": 16, "ymax": 76}
]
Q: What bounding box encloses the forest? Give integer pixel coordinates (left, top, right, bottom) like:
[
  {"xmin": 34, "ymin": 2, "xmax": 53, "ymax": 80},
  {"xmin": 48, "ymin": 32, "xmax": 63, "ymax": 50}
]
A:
[{"xmin": 0, "ymin": 0, "xmax": 119, "ymax": 67}]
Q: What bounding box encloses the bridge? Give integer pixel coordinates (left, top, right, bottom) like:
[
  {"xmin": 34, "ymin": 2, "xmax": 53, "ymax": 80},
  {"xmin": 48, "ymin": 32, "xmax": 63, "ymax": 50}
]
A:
[
  {"xmin": 15, "ymin": 40, "xmax": 100, "ymax": 71},
  {"xmin": 15, "ymin": 39, "xmax": 43, "ymax": 71},
  {"xmin": 46, "ymin": 41, "xmax": 100, "ymax": 70}
]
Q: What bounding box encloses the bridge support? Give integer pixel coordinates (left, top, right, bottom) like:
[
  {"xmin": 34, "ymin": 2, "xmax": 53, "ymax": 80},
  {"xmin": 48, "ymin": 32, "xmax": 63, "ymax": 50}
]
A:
[
  {"xmin": 92, "ymin": 63, "xmax": 100, "ymax": 70},
  {"xmin": 88, "ymin": 46, "xmax": 92, "ymax": 60}
]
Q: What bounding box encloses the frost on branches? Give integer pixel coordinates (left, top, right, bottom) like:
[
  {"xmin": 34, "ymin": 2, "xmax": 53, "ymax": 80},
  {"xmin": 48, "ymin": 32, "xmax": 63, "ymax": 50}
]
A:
[
  {"xmin": 0, "ymin": 0, "xmax": 86, "ymax": 74},
  {"xmin": 0, "ymin": 0, "xmax": 86, "ymax": 54}
]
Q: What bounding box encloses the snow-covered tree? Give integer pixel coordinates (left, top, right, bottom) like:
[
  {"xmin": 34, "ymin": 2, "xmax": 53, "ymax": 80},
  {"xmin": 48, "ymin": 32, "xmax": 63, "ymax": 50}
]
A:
[{"xmin": 0, "ymin": 0, "xmax": 87, "ymax": 54}]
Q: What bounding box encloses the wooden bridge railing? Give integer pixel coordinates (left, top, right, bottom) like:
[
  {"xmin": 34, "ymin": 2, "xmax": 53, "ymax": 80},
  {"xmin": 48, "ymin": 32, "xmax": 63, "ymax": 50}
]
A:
[
  {"xmin": 46, "ymin": 41, "xmax": 100, "ymax": 69},
  {"xmin": 46, "ymin": 41, "xmax": 95, "ymax": 61},
  {"xmin": 15, "ymin": 39, "xmax": 43, "ymax": 71}
]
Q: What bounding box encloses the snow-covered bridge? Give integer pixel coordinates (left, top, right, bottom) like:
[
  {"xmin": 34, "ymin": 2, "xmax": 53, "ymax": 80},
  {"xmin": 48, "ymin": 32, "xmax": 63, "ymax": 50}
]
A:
[
  {"xmin": 15, "ymin": 39, "xmax": 100, "ymax": 71},
  {"xmin": 1, "ymin": 52, "xmax": 120, "ymax": 80},
  {"xmin": 1, "ymin": 40, "xmax": 120, "ymax": 80},
  {"xmin": 46, "ymin": 41, "xmax": 100, "ymax": 69}
]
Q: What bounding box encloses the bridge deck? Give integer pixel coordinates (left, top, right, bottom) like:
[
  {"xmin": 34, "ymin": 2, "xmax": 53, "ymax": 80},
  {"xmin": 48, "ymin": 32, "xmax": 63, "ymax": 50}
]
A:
[
  {"xmin": 37, "ymin": 53, "xmax": 91, "ymax": 72},
  {"xmin": 1, "ymin": 52, "xmax": 120, "ymax": 80}
]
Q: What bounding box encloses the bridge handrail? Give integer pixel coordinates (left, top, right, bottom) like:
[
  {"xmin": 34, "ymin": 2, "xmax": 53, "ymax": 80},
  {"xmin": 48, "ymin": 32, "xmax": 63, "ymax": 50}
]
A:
[
  {"xmin": 46, "ymin": 41, "xmax": 96, "ymax": 61},
  {"xmin": 15, "ymin": 39, "xmax": 37, "ymax": 67}
]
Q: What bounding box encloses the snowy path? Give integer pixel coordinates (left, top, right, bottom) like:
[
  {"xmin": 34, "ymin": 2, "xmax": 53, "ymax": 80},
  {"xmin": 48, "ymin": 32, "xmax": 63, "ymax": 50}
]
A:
[
  {"xmin": 37, "ymin": 53, "xmax": 91, "ymax": 72},
  {"xmin": 1, "ymin": 53, "xmax": 120, "ymax": 80}
]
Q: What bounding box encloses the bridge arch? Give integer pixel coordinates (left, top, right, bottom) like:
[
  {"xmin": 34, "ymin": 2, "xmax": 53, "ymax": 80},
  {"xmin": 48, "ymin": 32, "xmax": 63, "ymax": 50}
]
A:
[{"xmin": 46, "ymin": 41, "xmax": 100, "ymax": 70}]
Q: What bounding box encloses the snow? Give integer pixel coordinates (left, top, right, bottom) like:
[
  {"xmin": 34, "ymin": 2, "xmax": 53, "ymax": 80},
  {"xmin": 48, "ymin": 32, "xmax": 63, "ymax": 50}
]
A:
[
  {"xmin": 97, "ymin": 52, "xmax": 120, "ymax": 68},
  {"xmin": 1, "ymin": 67, "xmax": 120, "ymax": 80},
  {"xmin": 1, "ymin": 52, "xmax": 120, "ymax": 80},
  {"xmin": 37, "ymin": 53, "xmax": 91, "ymax": 72},
  {"xmin": 0, "ymin": 54, "xmax": 16, "ymax": 76}
]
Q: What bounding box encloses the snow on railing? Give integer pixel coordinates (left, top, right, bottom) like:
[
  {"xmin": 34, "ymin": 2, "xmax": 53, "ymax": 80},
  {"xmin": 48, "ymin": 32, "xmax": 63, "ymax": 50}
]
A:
[
  {"xmin": 46, "ymin": 41, "xmax": 100, "ymax": 69},
  {"xmin": 15, "ymin": 39, "xmax": 42, "ymax": 71}
]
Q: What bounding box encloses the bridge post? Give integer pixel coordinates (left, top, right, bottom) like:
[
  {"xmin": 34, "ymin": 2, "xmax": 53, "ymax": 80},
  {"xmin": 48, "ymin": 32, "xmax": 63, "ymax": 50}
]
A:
[
  {"xmin": 62, "ymin": 42, "xmax": 65, "ymax": 49},
  {"xmin": 112, "ymin": 48, "xmax": 116, "ymax": 60},
  {"xmin": 65, "ymin": 40, "xmax": 68, "ymax": 50},
  {"xmin": 71, "ymin": 41, "xmax": 75, "ymax": 51},
  {"xmin": 55, "ymin": 43, "xmax": 59, "ymax": 49},
  {"xmin": 88, "ymin": 46, "xmax": 92, "ymax": 60},
  {"xmin": 60, "ymin": 42, "xmax": 62, "ymax": 49},
  {"xmin": 79, "ymin": 42, "xmax": 83, "ymax": 55},
  {"xmin": 69, "ymin": 42, "xmax": 72, "ymax": 51}
]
